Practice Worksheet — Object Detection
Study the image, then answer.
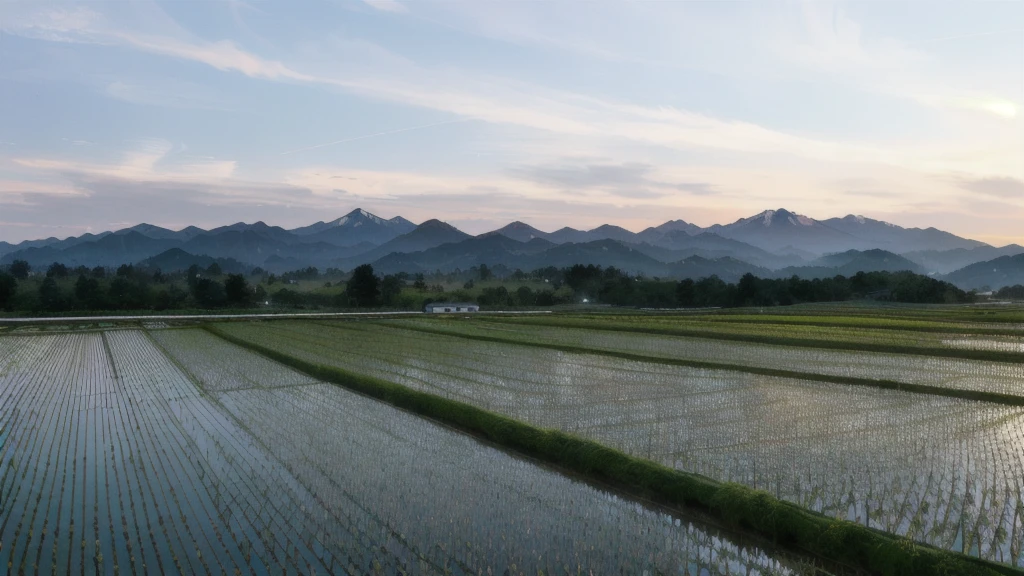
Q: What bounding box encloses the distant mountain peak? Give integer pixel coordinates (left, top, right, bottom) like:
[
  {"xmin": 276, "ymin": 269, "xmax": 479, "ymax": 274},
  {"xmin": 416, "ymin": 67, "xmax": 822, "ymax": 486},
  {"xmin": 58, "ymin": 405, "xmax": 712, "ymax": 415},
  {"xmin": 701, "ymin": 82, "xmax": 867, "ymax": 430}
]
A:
[
  {"xmin": 324, "ymin": 208, "xmax": 384, "ymax": 228},
  {"xmin": 288, "ymin": 209, "xmax": 415, "ymax": 241},
  {"xmin": 838, "ymin": 214, "xmax": 900, "ymax": 228},
  {"xmin": 502, "ymin": 221, "xmax": 534, "ymax": 230},
  {"xmin": 483, "ymin": 221, "xmax": 551, "ymax": 243},
  {"xmin": 756, "ymin": 208, "xmax": 814, "ymax": 227},
  {"xmin": 342, "ymin": 208, "xmax": 387, "ymax": 225},
  {"xmin": 417, "ymin": 219, "xmax": 457, "ymax": 230},
  {"xmin": 590, "ymin": 224, "xmax": 631, "ymax": 233},
  {"xmin": 735, "ymin": 208, "xmax": 814, "ymax": 228}
]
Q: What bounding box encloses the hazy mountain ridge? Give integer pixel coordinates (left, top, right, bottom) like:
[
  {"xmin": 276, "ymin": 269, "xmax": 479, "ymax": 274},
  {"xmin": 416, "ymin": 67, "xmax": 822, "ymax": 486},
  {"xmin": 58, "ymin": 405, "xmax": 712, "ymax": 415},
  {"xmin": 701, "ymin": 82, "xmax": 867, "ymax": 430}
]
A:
[
  {"xmin": 1, "ymin": 208, "xmax": 1015, "ymax": 287},
  {"xmin": 137, "ymin": 248, "xmax": 249, "ymax": 274},
  {"xmin": 903, "ymin": 245, "xmax": 1024, "ymax": 275},
  {"xmin": 823, "ymin": 215, "xmax": 988, "ymax": 253},
  {"xmin": 942, "ymin": 254, "xmax": 1024, "ymax": 291},
  {"xmin": 774, "ymin": 249, "xmax": 924, "ymax": 280}
]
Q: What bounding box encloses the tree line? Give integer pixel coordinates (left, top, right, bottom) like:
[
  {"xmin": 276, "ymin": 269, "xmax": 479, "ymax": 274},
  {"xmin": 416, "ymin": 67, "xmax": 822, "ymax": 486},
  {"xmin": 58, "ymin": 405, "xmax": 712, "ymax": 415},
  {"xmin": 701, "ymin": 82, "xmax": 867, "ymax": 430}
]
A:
[
  {"xmin": 557, "ymin": 264, "xmax": 972, "ymax": 308},
  {"xmin": 995, "ymin": 285, "xmax": 1024, "ymax": 300},
  {"xmin": 0, "ymin": 258, "xmax": 976, "ymax": 314},
  {"xmin": 0, "ymin": 260, "xmax": 259, "ymax": 313}
]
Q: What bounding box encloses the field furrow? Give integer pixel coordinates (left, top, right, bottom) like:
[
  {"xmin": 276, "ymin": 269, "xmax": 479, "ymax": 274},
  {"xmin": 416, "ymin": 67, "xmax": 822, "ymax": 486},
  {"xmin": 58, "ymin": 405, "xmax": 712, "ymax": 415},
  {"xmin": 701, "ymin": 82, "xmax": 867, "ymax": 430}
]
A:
[
  {"xmin": 0, "ymin": 329, "xmax": 828, "ymax": 575},
  {"xmin": 214, "ymin": 320, "xmax": 1024, "ymax": 565},
  {"xmin": 389, "ymin": 318, "xmax": 1024, "ymax": 397}
]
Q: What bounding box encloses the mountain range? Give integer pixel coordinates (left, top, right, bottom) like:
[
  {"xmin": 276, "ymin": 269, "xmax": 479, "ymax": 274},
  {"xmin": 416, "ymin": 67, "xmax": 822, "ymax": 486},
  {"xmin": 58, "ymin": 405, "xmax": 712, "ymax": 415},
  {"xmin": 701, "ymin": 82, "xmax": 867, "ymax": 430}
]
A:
[{"xmin": 2, "ymin": 207, "xmax": 1022, "ymax": 290}]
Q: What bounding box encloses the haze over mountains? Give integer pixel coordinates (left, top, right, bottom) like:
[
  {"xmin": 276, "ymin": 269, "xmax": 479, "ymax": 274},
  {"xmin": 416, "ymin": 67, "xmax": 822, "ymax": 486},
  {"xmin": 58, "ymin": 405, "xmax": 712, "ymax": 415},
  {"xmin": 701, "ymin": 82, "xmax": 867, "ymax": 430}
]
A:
[{"xmin": 2, "ymin": 208, "xmax": 1022, "ymax": 290}]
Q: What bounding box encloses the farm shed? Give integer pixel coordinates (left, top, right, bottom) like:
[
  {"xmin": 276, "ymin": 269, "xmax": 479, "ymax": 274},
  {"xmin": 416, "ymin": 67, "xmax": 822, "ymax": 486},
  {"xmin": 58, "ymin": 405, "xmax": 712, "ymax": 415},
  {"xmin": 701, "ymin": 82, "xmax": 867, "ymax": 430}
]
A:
[{"xmin": 424, "ymin": 302, "xmax": 480, "ymax": 313}]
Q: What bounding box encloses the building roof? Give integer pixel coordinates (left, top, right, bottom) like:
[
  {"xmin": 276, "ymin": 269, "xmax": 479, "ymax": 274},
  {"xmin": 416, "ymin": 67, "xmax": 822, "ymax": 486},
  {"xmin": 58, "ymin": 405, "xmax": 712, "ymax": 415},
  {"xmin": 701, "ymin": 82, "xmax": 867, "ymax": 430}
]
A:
[{"xmin": 425, "ymin": 302, "xmax": 478, "ymax": 307}]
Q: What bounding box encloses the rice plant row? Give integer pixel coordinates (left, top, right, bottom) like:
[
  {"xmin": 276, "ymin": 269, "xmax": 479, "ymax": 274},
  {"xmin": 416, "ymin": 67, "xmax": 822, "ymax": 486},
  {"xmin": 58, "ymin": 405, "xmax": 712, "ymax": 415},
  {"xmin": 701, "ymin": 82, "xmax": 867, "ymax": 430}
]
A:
[
  {"xmin": 387, "ymin": 318, "xmax": 1024, "ymax": 397},
  {"xmin": 491, "ymin": 315, "xmax": 1024, "ymax": 357},
  {"xmin": 215, "ymin": 320, "xmax": 1024, "ymax": 566},
  {"xmin": 0, "ymin": 331, "xmax": 826, "ymax": 575},
  {"xmin": 156, "ymin": 328, "xmax": 846, "ymax": 574}
]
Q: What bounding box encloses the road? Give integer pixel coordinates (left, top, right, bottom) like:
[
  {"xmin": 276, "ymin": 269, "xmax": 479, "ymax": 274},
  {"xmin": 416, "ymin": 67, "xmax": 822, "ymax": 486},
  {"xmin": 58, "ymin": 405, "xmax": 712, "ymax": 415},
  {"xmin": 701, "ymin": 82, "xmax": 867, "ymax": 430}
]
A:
[{"xmin": 0, "ymin": 310, "xmax": 552, "ymax": 324}]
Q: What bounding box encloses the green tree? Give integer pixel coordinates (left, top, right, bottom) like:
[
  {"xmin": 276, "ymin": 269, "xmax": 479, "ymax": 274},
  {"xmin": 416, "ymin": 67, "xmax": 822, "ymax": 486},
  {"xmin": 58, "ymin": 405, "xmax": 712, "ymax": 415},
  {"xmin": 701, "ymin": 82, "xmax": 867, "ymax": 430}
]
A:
[
  {"xmin": 186, "ymin": 264, "xmax": 201, "ymax": 290},
  {"xmin": 413, "ymin": 273, "xmax": 427, "ymax": 291},
  {"xmin": 9, "ymin": 259, "xmax": 30, "ymax": 280},
  {"xmin": 47, "ymin": 262, "xmax": 69, "ymax": 278},
  {"xmin": 478, "ymin": 286, "xmax": 509, "ymax": 306},
  {"xmin": 345, "ymin": 264, "xmax": 380, "ymax": 307},
  {"xmin": 153, "ymin": 285, "xmax": 186, "ymax": 311},
  {"xmin": 677, "ymin": 279, "xmax": 696, "ymax": 307},
  {"xmin": 535, "ymin": 290, "xmax": 556, "ymax": 306},
  {"xmin": 224, "ymin": 274, "xmax": 251, "ymax": 307},
  {"xmin": 108, "ymin": 276, "xmax": 148, "ymax": 309},
  {"xmin": 0, "ymin": 273, "xmax": 17, "ymax": 310},
  {"xmin": 74, "ymin": 274, "xmax": 103, "ymax": 309},
  {"xmin": 380, "ymin": 274, "xmax": 403, "ymax": 306},
  {"xmin": 479, "ymin": 263, "xmax": 493, "ymax": 281},
  {"xmin": 206, "ymin": 262, "xmax": 222, "ymax": 276},
  {"xmin": 38, "ymin": 276, "xmax": 64, "ymax": 312},
  {"xmin": 515, "ymin": 286, "xmax": 535, "ymax": 306},
  {"xmin": 736, "ymin": 273, "xmax": 758, "ymax": 306},
  {"xmin": 192, "ymin": 278, "xmax": 226, "ymax": 308},
  {"xmin": 254, "ymin": 284, "xmax": 267, "ymax": 304}
]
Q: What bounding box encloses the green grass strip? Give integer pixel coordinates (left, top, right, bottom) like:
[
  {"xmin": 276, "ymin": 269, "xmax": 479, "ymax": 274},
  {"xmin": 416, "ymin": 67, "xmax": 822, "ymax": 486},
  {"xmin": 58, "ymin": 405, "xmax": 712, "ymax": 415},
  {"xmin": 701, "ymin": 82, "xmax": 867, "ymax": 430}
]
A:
[
  {"xmin": 204, "ymin": 322, "xmax": 1020, "ymax": 576},
  {"xmin": 487, "ymin": 317, "xmax": 1024, "ymax": 364},
  {"xmin": 679, "ymin": 316, "xmax": 1024, "ymax": 336},
  {"xmin": 393, "ymin": 322, "xmax": 1024, "ymax": 407}
]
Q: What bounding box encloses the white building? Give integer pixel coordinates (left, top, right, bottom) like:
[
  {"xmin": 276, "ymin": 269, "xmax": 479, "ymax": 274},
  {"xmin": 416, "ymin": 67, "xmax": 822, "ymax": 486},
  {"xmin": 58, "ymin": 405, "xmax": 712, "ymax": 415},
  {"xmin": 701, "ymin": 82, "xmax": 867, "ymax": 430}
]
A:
[{"xmin": 424, "ymin": 302, "xmax": 479, "ymax": 313}]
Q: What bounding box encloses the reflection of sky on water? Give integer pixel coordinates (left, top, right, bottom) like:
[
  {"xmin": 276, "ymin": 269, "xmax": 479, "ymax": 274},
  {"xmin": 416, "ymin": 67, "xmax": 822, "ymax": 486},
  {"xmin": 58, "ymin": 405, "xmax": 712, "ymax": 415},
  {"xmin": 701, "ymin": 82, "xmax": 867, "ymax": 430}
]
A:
[
  {"xmin": 236, "ymin": 321, "xmax": 1024, "ymax": 566},
  {"xmin": 0, "ymin": 329, "xmax": 831, "ymax": 575},
  {"xmin": 944, "ymin": 338, "xmax": 1024, "ymax": 354}
]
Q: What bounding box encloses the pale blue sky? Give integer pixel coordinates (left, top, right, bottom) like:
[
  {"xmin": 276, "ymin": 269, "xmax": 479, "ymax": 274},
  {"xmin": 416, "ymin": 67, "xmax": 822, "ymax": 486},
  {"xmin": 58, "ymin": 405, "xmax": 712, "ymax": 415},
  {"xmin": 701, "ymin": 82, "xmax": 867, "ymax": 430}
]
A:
[{"xmin": 1, "ymin": 0, "xmax": 1021, "ymax": 244}]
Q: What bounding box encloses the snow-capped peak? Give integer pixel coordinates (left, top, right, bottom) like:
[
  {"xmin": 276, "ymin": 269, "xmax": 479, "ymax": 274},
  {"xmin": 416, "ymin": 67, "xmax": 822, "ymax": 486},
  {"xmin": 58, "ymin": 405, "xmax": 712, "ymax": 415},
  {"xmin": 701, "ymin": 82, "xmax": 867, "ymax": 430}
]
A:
[
  {"xmin": 354, "ymin": 208, "xmax": 387, "ymax": 225},
  {"xmin": 325, "ymin": 209, "xmax": 390, "ymax": 228},
  {"xmin": 755, "ymin": 209, "xmax": 813, "ymax": 227}
]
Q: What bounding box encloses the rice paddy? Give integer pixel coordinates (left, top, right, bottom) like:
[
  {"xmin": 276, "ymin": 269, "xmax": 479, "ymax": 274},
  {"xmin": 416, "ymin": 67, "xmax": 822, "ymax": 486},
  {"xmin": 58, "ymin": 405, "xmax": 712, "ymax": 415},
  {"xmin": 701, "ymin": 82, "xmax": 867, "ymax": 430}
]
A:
[
  {"xmin": 2, "ymin": 305, "xmax": 1024, "ymax": 573},
  {"xmin": 216, "ymin": 318, "xmax": 1024, "ymax": 567},
  {"xmin": 0, "ymin": 329, "xmax": 830, "ymax": 575}
]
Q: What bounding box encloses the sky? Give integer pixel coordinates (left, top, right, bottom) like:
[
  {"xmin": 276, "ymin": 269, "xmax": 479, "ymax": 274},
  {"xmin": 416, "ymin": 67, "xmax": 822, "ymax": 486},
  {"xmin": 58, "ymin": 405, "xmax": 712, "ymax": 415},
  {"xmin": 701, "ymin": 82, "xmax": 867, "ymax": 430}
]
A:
[{"xmin": 0, "ymin": 0, "xmax": 1022, "ymax": 245}]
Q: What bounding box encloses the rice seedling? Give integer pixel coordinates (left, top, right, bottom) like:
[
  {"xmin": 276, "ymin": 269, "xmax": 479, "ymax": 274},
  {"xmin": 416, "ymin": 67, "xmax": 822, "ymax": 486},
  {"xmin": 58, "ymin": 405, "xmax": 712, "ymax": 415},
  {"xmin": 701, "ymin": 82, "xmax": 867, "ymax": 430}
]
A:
[
  {"xmin": 0, "ymin": 330, "xmax": 825, "ymax": 574},
  {"xmin": 214, "ymin": 320, "xmax": 1024, "ymax": 567}
]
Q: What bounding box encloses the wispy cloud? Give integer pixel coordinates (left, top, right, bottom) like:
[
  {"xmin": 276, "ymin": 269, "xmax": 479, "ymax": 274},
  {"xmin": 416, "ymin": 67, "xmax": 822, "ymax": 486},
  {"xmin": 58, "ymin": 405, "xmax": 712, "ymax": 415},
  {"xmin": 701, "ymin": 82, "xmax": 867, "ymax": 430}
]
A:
[
  {"xmin": 13, "ymin": 138, "xmax": 237, "ymax": 183},
  {"xmin": 4, "ymin": 1, "xmax": 974, "ymax": 172},
  {"xmin": 3, "ymin": 0, "xmax": 1022, "ymax": 244},
  {"xmin": 5, "ymin": 4, "xmax": 309, "ymax": 81},
  {"xmin": 280, "ymin": 118, "xmax": 471, "ymax": 155},
  {"xmin": 360, "ymin": 0, "xmax": 407, "ymax": 14},
  {"xmin": 944, "ymin": 97, "xmax": 1018, "ymax": 119},
  {"xmin": 105, "ymin": 79, "xmax": 232, "ymax": 110},
  {"xmin": 956, "ymin": 176, "xmax": 1024, "ymax": 199},
  {"xmin": 508, "ymin": 161, "xmax": 719, "ymax": 199}
]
